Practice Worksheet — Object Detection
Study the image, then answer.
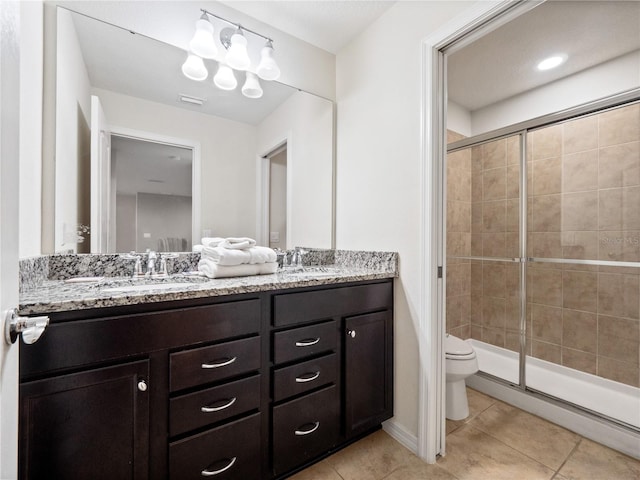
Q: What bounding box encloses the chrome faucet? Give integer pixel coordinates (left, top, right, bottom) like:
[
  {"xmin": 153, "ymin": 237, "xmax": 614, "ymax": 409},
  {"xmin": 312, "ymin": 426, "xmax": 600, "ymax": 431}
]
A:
[
  {"xmin": 291, "ymin": 247, "xmax": 307, "ymax": 269},
  {"xmin": 146, "ymin": 251, "xmax": 157, "ymax": 277}
]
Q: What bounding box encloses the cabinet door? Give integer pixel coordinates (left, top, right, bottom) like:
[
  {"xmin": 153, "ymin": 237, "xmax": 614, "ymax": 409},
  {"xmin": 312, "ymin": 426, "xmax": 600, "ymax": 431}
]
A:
[
  {"xmin": 344, "ymin": 311, "xmax": 393, "ymax": 437},
  {"xmin": 20, "ymin": 360, "xmax": 150, "ymax": 480}
]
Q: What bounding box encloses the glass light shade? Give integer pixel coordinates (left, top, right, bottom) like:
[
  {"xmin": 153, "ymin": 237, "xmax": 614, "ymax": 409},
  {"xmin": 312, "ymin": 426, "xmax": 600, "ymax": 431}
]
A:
[
  {"xmin": 214, "ymin": 63, "xmax": 237, "ymax": 90},
  {"xmin": 256, "ymin": 43, "xmax": 280, "ymax": 81},
  {"xmin": 181, "ymin": 53, "xmax": 208, "ymax": 81},
  {"xmin": 242, "ymin": 72, "xmax": 263, "ymax": 99},
  {"xmin": 189, "ymin": 17, "xmax": 218, "ymax": 59},
  {"xmin": 226, "ymin": 32, "xmax": 251, "ymax": 70}
]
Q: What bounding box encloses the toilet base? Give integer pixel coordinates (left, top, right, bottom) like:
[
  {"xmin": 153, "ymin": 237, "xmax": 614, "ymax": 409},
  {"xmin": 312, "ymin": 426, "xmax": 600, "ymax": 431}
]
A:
[{"xmin": 446, "ymin": 379, "xmax": 469, "ymax": 420}]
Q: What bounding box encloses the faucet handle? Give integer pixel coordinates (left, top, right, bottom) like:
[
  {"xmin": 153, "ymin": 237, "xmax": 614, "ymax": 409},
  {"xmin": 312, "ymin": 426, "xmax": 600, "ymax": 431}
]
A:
[{"xmin": 121, "ymin": 252, "xmax": 144, "ymax": 277}]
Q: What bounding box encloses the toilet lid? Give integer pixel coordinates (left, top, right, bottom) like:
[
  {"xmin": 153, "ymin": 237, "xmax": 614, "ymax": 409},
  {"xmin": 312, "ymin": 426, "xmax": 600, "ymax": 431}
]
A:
[{"xmin": 445, "ymin": 335, "xmax": 474, "ymax": 357}]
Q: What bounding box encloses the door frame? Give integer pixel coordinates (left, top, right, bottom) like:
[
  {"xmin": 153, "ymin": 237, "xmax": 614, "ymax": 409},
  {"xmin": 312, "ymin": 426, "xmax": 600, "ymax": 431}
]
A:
[{"xmin": 418, "ymin": 0, "xmax": 542, "ymax": 462}]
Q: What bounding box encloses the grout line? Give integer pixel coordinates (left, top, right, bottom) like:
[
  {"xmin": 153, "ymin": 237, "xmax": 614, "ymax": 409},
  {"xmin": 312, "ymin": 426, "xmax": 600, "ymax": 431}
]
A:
[{"xmin": 553, "ymin": 437, "xmax": 583, "ymax": 479}]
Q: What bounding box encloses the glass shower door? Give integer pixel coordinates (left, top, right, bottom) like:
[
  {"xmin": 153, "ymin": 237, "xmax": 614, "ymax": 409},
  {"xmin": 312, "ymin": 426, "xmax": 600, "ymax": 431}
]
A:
[{"xmin": 525, "ymin": 102, "xmax": 640, "ymax": 428}]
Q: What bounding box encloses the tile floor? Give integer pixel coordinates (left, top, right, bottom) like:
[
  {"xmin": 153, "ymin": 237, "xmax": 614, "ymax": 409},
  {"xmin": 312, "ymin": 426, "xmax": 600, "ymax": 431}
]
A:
[{"xmin": 290, "ymin": 388, "xmax": 640, "ymax": 480}]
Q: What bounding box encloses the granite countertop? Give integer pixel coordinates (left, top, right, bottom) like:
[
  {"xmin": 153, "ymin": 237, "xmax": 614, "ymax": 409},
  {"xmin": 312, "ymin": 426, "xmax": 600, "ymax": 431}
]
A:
[{"xmin": 19, "ymin": 256, "xmax": 398, "ymax": 316}]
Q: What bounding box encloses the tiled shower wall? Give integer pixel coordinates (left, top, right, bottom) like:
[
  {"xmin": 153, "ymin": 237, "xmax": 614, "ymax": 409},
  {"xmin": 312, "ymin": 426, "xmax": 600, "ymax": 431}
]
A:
[{"xmin": 446, "ymin": 102, "xmax": 640, "ymax": 388}]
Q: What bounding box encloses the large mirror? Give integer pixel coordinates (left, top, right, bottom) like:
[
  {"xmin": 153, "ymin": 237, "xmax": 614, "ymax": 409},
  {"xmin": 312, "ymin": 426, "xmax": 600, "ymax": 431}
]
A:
[{"xmin": 50, "ymin": 6, "xmax": 334, "ymax": 254}]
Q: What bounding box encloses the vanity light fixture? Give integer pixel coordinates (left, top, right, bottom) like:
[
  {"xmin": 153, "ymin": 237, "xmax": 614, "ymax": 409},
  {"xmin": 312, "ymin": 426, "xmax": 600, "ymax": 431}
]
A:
[
  {"xmin": 537, "ymin": 54, "xmax": 567, "ymax": 71},
  {"xmin": 242, "ymin": 71, "xmax": 263, "ymax": 98},
  {"xmin": 189, "ymin": 13, "xmax": 218, "ymax": 59},
  {"xmin": 214, "ymin": 63, "xmax": 237, "ymax": 91},
  {"xmin": 181, "ymin": 53, "xmax": 208, "ymax": 81},
  {"xmin": 182, "ymin": 9, "xmax": 280, "ymax": 98}
]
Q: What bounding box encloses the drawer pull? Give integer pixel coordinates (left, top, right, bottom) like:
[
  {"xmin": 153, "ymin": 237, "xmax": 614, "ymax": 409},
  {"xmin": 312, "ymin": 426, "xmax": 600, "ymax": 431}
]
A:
[
  {"xmin": 294, "ymin": 421, "xmax": 320, "ymax": 436},
  {"xmin": 201, "ymin": 397, "xmax": 237, "ymax": 413},
  {"xmin": 201, "ymin": 456, "xmax": 237, "ymax": 476},
  {"xmin": 295, "ymin": 338, "xmax": 320, "ymax": 347},
  {"xmin": 201, "ymin": 357, "xmax": 237, "ymax": 369},
  {"xmin": 295, "ymin": 371, "xmax": 320, "ymax": 383}
]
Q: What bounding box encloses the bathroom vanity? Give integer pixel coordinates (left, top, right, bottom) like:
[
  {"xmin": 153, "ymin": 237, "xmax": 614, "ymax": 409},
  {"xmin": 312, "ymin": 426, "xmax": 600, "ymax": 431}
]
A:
[{"xmin": 17, "ymin": 254, "xmax": 395, "ymax": 479}]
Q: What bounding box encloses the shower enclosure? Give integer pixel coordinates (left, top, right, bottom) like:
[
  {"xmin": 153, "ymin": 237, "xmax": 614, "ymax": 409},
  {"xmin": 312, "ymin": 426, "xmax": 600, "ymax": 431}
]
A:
[{"xmin": 446, "ymin": 99, "xmax": 640, "ymax": 430}]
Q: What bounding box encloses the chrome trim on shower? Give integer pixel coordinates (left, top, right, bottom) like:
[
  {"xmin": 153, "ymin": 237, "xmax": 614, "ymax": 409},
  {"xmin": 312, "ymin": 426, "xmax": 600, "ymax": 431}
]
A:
[{"xmin": 518, "ymin": 132, "xmax": 527, "ymax": 391}]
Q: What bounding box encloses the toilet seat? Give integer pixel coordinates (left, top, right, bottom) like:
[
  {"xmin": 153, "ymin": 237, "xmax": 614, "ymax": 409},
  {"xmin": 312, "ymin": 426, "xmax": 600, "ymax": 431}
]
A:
[{"xmin": 445, "ymin": 335, "xmax": 476, "ymax": 360}]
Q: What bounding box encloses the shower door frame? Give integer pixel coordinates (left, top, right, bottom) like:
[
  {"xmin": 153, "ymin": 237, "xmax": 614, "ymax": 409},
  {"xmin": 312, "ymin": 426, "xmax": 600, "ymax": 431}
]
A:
[{"xmin": 446, "ymin": 90, "xmax": 640, "ymax": 418}]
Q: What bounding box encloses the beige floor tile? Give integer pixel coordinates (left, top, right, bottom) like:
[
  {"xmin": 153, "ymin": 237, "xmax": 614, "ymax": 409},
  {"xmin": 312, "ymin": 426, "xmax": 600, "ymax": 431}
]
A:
[
  {"xmin": 468, "ymin": 401, "xmax": 580, "ymax": 470},
  {"xmin": 325, "ymin": 430, "xmax": 414, "ymax": 480},
  {"xmin": 558, "ymin": 438, "xmax": 640, "ymax": 480},
  {"xmin": 384, "ymin": 453, "xmax": 460, "ymax": 480},
  {"xmin": 438, "ymin": 425, "xmax": 555, "ymax": 480},
  {"xmin": 288, "ymin": 459, "xmax": 343, "ymax": 480},
  {"xmin": 447, "ymin": 387, "xmax": 497, "ymax": 435}
]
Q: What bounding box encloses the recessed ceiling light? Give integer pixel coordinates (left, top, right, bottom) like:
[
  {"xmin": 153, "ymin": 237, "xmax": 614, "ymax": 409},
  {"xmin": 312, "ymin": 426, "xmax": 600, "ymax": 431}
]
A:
[{"xmin": 537, "ymin": 54, "xmax": 567, "ymax": 71}]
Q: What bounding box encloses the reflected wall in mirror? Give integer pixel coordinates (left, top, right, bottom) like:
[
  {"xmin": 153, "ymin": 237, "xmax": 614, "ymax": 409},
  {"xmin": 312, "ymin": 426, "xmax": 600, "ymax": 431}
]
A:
[{"xmin": 52, "ymin": 6, "xmax": 334, "ymax": 254}]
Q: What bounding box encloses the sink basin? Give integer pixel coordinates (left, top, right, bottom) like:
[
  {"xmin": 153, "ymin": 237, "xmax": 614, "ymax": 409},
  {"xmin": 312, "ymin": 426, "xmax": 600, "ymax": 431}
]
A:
[
  {"xmin": 101, "ymin": 282, "xmax": 204, "ymax": 293},
  {"xmin": 99, "ymin": 274, "xmax": 209, "ymax": 293},
  {"xmin": 280, "ymin": 267, "xmax": 342, "ymax": 277}
]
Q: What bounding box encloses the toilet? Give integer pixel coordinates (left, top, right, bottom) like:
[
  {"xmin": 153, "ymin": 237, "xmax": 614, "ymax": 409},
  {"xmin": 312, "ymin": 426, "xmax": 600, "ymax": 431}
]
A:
[{"xmin": 445, "ymin": 334, "xmax": 479, "ymax": 420}]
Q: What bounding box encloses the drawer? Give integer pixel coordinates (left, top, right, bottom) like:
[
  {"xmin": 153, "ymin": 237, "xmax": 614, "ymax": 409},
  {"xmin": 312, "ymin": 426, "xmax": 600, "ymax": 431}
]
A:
[
  {"xmin": 272, "ymin": 385, "xmax": 339, "ymax": 475},
  {"xmin": 273, "ymin": 282, "xmax": 393, "ymax": 327},
  {"xmin": 273, "ymin": 353, "xmax": 337, "ymax": 402},
  {"xmin": 170, "ymin": 413, "xmax": 261, "ymax": 480},
  {"xmin": 170, "ymin": 336, "xmax": 260, "ymax": 392},
  {"xmin": 21, "ymin": 299, "xmax": 261, "ymax": 379},
  {"xmin": 273, "ymin": 321, "xmax": 336, "ymax": 365},
  {"xmin": 170, "ymin": 375, "xmax": 261, "ymax": 436}
]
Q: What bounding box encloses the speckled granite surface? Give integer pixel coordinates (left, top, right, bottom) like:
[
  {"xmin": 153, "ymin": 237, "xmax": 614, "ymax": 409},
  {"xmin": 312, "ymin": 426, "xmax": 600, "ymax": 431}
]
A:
[{"xmin": 19, "ymin": 250, "xmax": 398, "ymax": 315}]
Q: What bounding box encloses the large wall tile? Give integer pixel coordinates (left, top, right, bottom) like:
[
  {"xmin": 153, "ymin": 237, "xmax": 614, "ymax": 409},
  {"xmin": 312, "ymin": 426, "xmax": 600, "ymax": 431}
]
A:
[{"xmin": 598, "ymin": 103, "xmax": 640, "ymax": 147}]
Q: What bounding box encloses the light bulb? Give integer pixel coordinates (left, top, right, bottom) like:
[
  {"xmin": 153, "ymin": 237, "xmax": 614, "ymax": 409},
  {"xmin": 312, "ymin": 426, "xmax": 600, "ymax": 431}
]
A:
[
  {"xmin": 189, "ymin": 15, "xmax": 218, "ymax": 59},
  {"xmin": 242, "ymin": 72, "xmax": 263, "ymax": 99},
  {"xmin": 214, "ymin": 63, "xmax": 237, "ymax": 90},
  {"xmin": 256, "ymin": 41, "xmax": 280, "ymax": 81},
  {"xmin": 226, "ymin": 30, "xmax": 250, "ymax": 71},
  {"xmin": 181, "ymin": 53, "xmax": 208, "ymax": 81}
]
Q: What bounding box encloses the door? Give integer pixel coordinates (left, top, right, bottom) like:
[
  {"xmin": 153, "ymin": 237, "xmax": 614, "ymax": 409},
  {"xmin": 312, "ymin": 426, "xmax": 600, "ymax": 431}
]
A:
[
  {"xmin": 19, "ymin": 361, "xmax": 150, "ymax": 479},
  {"xmin": 90, "ymin": 95, "xmax": 112, "ymax": 253},
  {"xmin": 1, "ymin": 1, "xmax": 22, "ymax": 477},
  {"xmin": 344, "ymin": 310, "xmax": 393, "ymax": 437}
]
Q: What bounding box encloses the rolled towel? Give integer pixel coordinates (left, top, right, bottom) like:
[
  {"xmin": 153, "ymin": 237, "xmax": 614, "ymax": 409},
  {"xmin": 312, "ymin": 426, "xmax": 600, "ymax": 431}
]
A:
[
  {"xmin": 192, "ymin": 244, "xmax": 204, "ymax": 253},
  {"xmin": 201, "ymin": 237, "xmax": 224, "ymax": 247},
  {"xmin": 201, "ymin": 246, "xmax": 251, "ymax": 266},
  {"xmin": 219, "ymin": 237, "xmax": 257, "ymax": 250},
  {"xmin": 249, "ymin": 246, "xmax": 277, "ymax": 264},
  {"xmin": 198, "ymin": 258, "xmax": 277, "ymax": 278}
]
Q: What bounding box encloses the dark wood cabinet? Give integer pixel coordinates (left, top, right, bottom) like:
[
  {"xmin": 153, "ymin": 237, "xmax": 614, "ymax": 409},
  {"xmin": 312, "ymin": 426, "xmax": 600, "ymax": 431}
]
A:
[
  {"xmin": 20, "ymin": 360, "xmax": 150, "ymax": 480},
  {"xmin": 19, "ymin": 279, "xmax": 393, "ymax": 479}
]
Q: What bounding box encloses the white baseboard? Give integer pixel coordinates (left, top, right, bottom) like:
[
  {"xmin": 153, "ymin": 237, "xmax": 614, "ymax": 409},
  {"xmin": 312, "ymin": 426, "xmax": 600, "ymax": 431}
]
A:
[
  {"xmin": 467, "ymin": 374, "xmax": 640, "ymax": 460},
  {"xmin": 382, "ymin": 419, "xmax": 418, "ymax": 454}
]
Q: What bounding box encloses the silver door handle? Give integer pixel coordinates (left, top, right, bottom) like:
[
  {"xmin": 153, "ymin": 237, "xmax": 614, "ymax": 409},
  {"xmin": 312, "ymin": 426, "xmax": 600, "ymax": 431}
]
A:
[
  {"xmin": 347, "ymin": 329, "xmax": 356, "ymax": 338},
  {"xmin": 201, "ymin": 456, "xmax": 236, "ymax": 476},
  {"xmin": 295, "ymin": 371, "xmax": 320, "ymax": 383},
  {"xmin": 295, "ymin": 338, "xmax": 320, "ymax": 347},
  {"xmin": 4, "ymin": 309, "xmax": 49, "ymax": 345},
  {"xmin": 295, "ymin": 421, "xmax": 320, "ymax": 436}
]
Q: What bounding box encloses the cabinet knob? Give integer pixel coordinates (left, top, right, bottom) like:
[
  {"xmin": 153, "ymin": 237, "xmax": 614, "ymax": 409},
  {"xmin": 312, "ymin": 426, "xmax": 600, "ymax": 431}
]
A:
[
  {"xmin": 347, "ymin": 329, "xmax": 356, "ymax": 338},
  {"xmin": 137, "ymin": 380, "xmax": 148, "ymax": 392}
]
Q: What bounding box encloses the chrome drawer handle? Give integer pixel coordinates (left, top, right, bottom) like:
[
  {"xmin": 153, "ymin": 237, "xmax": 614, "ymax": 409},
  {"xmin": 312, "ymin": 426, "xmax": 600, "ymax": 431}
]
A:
[
  {"xmin": 201, "ymin": 357, "xmax": 237, "ymax": 369},
  {"xmin": 201, "ymin": 397, "xmax": 237, "ymax": 413},
  {"xmin": 295, "ymin": 338, "xmax": 320, "ymax": 347},
  {"xmin": 201, "ymin": 456, "xmax": 236, "ymax": 476},
  {"xmin": 295, "ymin": 421, "xmax": 320, "ymax": 436},
  {"xmin": 295, "ymin": 371, "xmax": 320, "ymax": 383}
]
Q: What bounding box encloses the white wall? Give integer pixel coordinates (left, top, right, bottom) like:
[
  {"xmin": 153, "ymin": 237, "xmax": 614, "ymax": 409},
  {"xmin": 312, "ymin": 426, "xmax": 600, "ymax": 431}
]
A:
[
  {"xmin": 257, "ymin": 91, "xmax": 333, "ymax": 249},
  {"xmin": 269, "ymin": 150, "xmax": 287, "ymax": 249},
  {"xmin": 447, "ymin": 100, "xmax": 472, "ymax": 138},
  {"xmin": 471, "ymin": 49, "xmax": 640, "ymax": 135},
  {"xmin": 336, "ymin": 0, "xmax": 475, "ymax": 444},
  {"xmin": 94, "ymin": 87, "xmax": 258, "ymax": 241},
  {"xmin": 19, "ymin": 1, "xmax": 43, "ymax": 258},
  {"xmin": 54, "ymin": 7, "xmax": 91, "ymax": 253},
  {"xmin": 136, "ymin": 193, "xmax": 192, "ymax": 252}
]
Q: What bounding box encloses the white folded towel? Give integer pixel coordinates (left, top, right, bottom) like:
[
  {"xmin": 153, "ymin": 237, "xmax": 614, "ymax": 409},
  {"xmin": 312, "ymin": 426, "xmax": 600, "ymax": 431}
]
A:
[
  {"xmin": 198, "ymin": 258, "xmax": 278, "ymax": 278},
  {"xmin": 201, "ymin": 245, "xmax": 277, "ymax": 266},
  {"xmin": 219, "ymin": 237, "xmax": 257, "ymax": 250},
  {"xmin": 201, "ymin": 237, "xmax": 224, "ymax": 247},
  {"xmin": 192, "ymin": 244, "xmax": 204, "ymax": 253}
]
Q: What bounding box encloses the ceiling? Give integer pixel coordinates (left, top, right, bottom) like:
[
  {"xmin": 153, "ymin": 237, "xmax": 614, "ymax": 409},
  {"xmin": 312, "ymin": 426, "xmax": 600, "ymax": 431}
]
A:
[
  {"xmin": 219, "ymin": 0, "xmax": 396, "ymax": 54},
  {"xmin": 448, "ymin": 0, "xmax": 640, "ymax": 112}
]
